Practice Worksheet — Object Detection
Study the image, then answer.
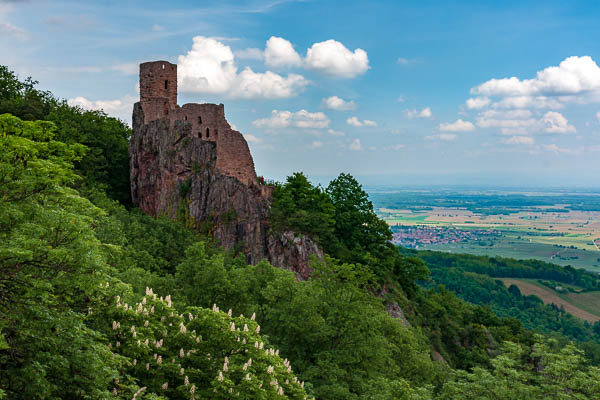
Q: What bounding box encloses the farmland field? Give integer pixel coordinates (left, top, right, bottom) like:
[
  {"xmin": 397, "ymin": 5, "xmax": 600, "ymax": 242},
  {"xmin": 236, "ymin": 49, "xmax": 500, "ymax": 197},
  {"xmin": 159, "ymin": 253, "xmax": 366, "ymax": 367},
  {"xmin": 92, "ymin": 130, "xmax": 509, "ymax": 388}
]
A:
[
  {"xmin": 500, "ymin": 278, "xmax": 600, "ymax": 322},
  {"xmin": 370, "ymin": 187, "xmax": 600, "ymax": 272}
]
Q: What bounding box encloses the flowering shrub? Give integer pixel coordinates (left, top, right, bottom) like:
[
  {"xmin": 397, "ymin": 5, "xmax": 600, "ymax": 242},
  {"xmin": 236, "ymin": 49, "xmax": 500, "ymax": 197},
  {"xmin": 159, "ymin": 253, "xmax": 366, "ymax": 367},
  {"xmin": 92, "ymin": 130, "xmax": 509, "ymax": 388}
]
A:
[{"xmin": 96, "ymin": 286, "xmax": 309, "ymax": 399}]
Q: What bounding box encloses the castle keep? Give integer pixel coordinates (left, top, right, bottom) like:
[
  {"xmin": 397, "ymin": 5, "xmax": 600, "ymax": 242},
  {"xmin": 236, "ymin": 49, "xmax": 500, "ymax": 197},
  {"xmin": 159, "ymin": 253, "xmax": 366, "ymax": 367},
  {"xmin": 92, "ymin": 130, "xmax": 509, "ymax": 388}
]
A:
[
  {"xmin": 129, "ymin": 60, "xmax": 321, "ymax": 278},
  {"xmin": 138, "ymin": 60, "xmax": 257, "ymax": 186}
]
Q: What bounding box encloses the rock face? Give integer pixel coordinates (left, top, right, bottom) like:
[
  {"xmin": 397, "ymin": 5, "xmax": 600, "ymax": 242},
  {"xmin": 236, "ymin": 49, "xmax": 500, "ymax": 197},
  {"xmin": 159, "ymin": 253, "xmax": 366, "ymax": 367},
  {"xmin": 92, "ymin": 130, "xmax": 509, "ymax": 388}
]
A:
[{"xmin": 129, "ymin": 61, "xmax": 322, "ymax": 278}]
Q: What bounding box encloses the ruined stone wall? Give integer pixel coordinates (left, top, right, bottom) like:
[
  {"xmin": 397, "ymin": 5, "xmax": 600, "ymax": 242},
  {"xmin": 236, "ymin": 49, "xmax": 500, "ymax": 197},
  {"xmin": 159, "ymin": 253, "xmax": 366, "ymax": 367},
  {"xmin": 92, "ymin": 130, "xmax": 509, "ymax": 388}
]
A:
[{"xmin": 216, "ymin": 129, "xmax": 257, "ymax": 186}]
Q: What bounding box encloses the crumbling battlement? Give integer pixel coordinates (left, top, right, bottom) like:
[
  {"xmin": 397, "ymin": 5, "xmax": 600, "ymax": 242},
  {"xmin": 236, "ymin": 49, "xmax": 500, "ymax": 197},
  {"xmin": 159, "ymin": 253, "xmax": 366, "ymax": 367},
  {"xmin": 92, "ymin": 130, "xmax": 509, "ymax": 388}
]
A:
[{"xmin": 138, "ymin": 60, "xmax": 257, "ymax": 186}]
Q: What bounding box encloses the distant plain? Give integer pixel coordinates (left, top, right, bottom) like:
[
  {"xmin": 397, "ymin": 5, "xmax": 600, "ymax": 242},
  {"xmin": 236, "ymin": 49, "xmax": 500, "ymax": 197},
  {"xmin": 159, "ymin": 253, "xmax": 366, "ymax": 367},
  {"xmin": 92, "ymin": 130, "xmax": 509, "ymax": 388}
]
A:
[{"xmin": 371, "ymin": 188, "xmax": 600, "ymax": 272}]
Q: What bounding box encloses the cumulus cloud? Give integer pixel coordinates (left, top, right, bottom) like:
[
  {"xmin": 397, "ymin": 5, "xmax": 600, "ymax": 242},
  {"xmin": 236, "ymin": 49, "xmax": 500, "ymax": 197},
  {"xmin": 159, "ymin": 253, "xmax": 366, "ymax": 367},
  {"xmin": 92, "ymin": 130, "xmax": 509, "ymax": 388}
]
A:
[
  {"xmin": 322, "ymin": 95, "xmax": 356, "ymax": 110},
  {"xmin": 439, "ymin": 119, "xmax": 475, "ymax": 132},
  {"xmin": 541, "ymin": 111, "xmax": 576, "ymax": 134},
  {"xmin": 252, "ymin": 109, "xmax": 330, "ymax": 129},
  {"xmin": 310, "ymin": 140, "xmax": 324, "ymax": 149},
  {"xmin": 466, "ymin": 97, "xmax": 490, "ymax": 109},
  {"xmin": 471, "ymin": 56, "xmax": 600, "ymax": 109},
  {"xmin": 305, "ymin": 39, "xmax": 369, "ymax": 78},
  {"xmin": 475, "ymin": 109, "xmax": 575, "ymax": 135},
  {"xmin": 178, "ymin": 36, "xmax": 308, "ymax": 99},
  {"xmin": 328, "ymin": 128, "xmax": 345, "ymax": 136},
  {"xmin": 349, "ymin": 138, "xmax": 362, "ymax": 151},
  {"xmin": 503, "ymin": 136, "xmax": 535, "ymax": 145},
  {"xmin": 346, "ymin": 116, "xmax": 377, "ymax": 127},
  {"xmin": 405, "ymin": 107, "xmax": 432, "ymax": 119},
  {"xmin": 492, "ymin": 96, "xmax": 563, "ymax": 110},
  {"xmin": 426, "ymin": 133, "xmax": 457, "ymax": 141},
  {"xmin": 68, "ymin": 95, "xmax": 137, "ymax": 123},
  {"xmin": 264, "ymin": 36, "xmax": 302, "ymax": 68}
]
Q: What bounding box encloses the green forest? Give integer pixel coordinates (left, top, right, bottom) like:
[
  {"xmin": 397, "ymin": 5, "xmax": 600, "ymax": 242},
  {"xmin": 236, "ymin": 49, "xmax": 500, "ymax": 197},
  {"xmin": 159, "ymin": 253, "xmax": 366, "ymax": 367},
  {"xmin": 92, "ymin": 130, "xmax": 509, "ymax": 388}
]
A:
[{"xmin": 2, "ymin": 65, "xmax": 600, "ymax": 399}]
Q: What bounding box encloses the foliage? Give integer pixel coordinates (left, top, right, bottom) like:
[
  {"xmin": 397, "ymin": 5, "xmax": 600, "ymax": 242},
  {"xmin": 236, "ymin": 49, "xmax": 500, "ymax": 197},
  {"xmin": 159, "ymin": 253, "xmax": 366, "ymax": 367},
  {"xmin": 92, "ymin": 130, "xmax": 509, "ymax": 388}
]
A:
[
  {"xmin": 269, "ymin": 172, "xmax": 336, "ymax": 245},
  {"xmin": 409, "ymin": 249, "xmax": 600, "ymax": 364},
  {"xmin": 93, "ymin": 286, "xmax": 308, "ymax": 399},
  {"xmin": 417, "ymin": 250, "xmax": 600, "ymax": 291},
  {"xmin": 171, "ymin": 245, "xmax": 441, "ymax": 398},
  {"xmin": 440, "ymin": 336, "xmax": 600, "ymax": 399},
  {"xmin": 0, "ymin": 65, "xmax": 132, "ymax": 204},
  {"xmin": 0, "ymin": 113, "xmax": 119, "ymax": 398}
]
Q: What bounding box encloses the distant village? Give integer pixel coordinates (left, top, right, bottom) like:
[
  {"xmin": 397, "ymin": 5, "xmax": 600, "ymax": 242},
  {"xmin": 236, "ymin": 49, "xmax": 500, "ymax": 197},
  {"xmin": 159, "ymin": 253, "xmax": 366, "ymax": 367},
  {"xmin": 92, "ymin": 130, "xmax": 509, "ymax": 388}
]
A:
[{"xmin": 391, "ymin": 225, "xmax": 501, "ymax": 248}]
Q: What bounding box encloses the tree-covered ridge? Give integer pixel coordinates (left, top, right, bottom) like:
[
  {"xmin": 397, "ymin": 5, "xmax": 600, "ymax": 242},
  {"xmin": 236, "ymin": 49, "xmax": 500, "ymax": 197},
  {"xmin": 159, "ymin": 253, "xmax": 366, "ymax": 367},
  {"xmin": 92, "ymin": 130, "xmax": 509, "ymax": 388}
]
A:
[
  {"xmin": 3, "ymin": 66, "xmax": 600, "ymax": 399},
  {"xmin": 407, "ymin": 249, "xmax": 600, "ymax": 363},
  {"xmin": 0, "ymin": 65, "xmax": 131, "ymax": 204}
]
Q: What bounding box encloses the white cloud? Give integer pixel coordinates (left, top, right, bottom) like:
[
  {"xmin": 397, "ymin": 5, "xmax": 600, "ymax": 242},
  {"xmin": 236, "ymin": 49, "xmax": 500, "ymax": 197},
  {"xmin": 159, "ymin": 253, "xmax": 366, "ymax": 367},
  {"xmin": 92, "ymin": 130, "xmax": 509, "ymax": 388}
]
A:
[
  {"xmin": 472, "ymin": 56, "xmax": 600, "ymax": 106},
  {"xmin": 426, "ymin": 133, "xmax": 457, "ymax": 141},
  {"xmin": 349, "ymin": 138, "xmax": 362, "ymax": 151},
  {"xmin": 305, "ymin": 39, "xmax": 369, "ymax": 78},
  {"xmin": 322, "ymin": 95, "xmax": 356, "ymax": 110},
  {"xmin": 541, "ymin": 111, "xmax": 576, "ymax": 134},
  {"xmin": 235, "ymin": 47, "xmax": 264, "ymax": 60},
  {"xmin": 68, "ymin": 95, "xmax": 137, "ymax": 123},
  {"xmin": 475, "ymin": 109, "xmax": 575, "ymax": 135},
  {"xmin": 597, "ymin": 111, "xmax": 600, "ymax": 123},
  {"xmin": 327, "ymin": 128, "xmax": 345, "ymax": 136},
  {"xmin": 264, "ymin": 36, "xmax": 302, "ymax": 68},
  {"xmin": 439, "ymin": 119, "xmax": 475, "ymax": 132},
  {"xmin": 405, "ymin": 107, "xmax": 432, "ymax": 119},
  {"xmin": 152, "ymin": 24, "xmax": 164, "ymax": 32},
  {"xmin": 346, "ymin": 116, "xmax": 377, "ymax": 127},
  {"xmin": 310, "ymin": 140, "xmax": 323, "ymax": 149},
  {"xmin": 252, "ymin": 109, "xmax": 330, "ymax": 129},
  {"xmin": 503, "ymin": 136, "xmax": 535, "ymax": 145},
  {"xmin": 492, "ymin": 96, "xmax": 563, "ymax": 109},
  {"xmin": 178, "ymin": 36, "xmax": 308, "ymax": 99},
  {"xmin": 466, "ymin": 97, "xmax": 490, "ymax": 109},
  {"xmin": 243, "ymin": 133, "xmax": 261, "ymax": 143}
]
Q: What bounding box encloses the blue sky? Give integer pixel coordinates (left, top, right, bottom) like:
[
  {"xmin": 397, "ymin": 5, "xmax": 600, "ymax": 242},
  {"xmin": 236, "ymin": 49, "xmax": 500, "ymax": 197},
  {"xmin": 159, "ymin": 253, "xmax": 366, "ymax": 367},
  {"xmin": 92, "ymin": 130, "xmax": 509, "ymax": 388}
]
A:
[{"xmin": 2, "ymin": 0, "xmax": 600, "ymax": 187}]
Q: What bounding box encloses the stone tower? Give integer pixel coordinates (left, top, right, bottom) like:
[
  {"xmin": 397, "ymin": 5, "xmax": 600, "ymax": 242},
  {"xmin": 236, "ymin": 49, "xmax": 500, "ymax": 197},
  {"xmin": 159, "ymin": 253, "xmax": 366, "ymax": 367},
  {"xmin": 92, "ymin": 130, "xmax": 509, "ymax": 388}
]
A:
[{"xmin": 139, "ymin": 61, "xmax": 178, "ymax": 123}]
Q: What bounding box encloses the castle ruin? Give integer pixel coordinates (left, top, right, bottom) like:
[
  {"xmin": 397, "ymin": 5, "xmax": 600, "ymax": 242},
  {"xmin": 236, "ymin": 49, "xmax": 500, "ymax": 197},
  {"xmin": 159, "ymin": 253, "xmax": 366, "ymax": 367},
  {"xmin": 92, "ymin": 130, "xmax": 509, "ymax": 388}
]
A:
[
  {"xmin": 138, "ymin": 60, "xmax": 257, "ymax": 186},
  {"xmin": 129, "ymin": 60, "xmax": 321, "ymax": 278}
]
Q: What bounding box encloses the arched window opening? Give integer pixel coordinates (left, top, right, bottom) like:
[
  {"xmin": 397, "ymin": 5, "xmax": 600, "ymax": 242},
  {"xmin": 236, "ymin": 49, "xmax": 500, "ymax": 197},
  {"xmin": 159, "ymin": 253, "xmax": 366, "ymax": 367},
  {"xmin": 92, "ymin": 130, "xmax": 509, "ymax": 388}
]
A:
[
  {"xmin": 198, "ymin": 116, "xmax": 202, "ymax": 124},
  {"xmin": 162, "ymin": 64, "xmax": 165, "ymax": 70},
  {"xmin": 184, "ymin": 115, "xmax": 188, "ymax": 121},
  {"xmin": 164, "ymin": 80, "xmax": 169, "ymax": 90},
  {"xmin": 206, "ymin": 127, "xmax": 210, "ymax": 138}
]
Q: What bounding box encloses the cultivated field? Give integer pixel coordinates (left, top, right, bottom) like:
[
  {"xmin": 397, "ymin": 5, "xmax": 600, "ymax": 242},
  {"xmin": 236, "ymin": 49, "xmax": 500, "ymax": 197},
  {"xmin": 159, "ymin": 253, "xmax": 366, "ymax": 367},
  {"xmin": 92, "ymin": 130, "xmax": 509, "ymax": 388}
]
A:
[
  {"xmin": 500, "ymin": 278, "xmax": 600, "ymax": 322},
  {"xmin": 375, "ymin": 196, "xmax": 600, "ymax": 271}
]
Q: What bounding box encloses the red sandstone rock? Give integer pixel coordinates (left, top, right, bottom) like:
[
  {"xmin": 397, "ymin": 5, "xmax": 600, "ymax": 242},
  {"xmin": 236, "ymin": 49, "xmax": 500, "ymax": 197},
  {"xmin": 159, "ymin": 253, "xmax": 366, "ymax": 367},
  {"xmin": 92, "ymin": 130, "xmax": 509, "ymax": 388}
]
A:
[{"xmin": 129, "ymin": 61, "xmax": 322, "ymax": 278}]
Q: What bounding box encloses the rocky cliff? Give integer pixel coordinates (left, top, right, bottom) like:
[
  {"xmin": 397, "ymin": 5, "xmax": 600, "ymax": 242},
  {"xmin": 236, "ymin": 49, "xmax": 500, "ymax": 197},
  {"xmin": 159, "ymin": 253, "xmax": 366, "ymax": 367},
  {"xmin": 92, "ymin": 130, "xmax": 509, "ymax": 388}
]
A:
[{"xmin": 129, "ymin": 102, "xmax": 322, "ymax": 279}]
